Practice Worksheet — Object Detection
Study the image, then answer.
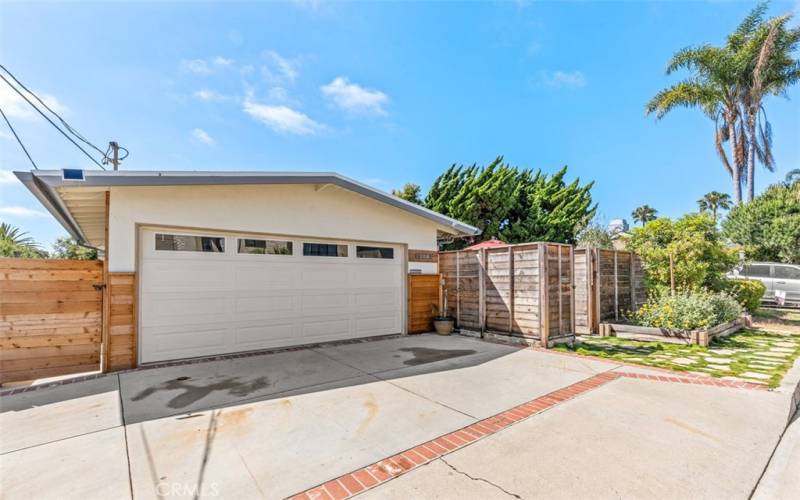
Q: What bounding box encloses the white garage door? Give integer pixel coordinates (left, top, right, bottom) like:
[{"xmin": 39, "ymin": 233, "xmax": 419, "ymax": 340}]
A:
[{"xmin": 139, "ymin": 228, "xmax": 404, "ymax": 363}]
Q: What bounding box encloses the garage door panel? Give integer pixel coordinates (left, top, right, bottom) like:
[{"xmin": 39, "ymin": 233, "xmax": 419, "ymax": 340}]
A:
[
  {"xmin": 354, "ymin": 267, "xmax": 401, "ymax": 286},
  {"xmin": 234, "ymin": 263, "xmax": 296, "ymax": 289},
  {"xmin": 144, "ymin": 261, "xmax": 234, "ymax": 291},
  {"xmin": 142, "ymin": 324, "xmax": 229, "ymax": 362},
  {"xmin": 139, "ymin": 229, "xmax": 403, "ymax": 363},
  {"xmin": 235, "ymin": 323, "xmax": 296, "ymax": 349},
  {"xmin": 301, "ymin": 318, "xmax": 351, "ymax": 339},
  {"xmin": 354, "ymin": 290, "xmax": 398, "ymax": 307},
  {"xmin": 235, "ymin": 295, "xmax": 297, "ymax": 315},
  {"xmin": 356, "ymin": 315, "xmax": 398, "ymax": 335}
]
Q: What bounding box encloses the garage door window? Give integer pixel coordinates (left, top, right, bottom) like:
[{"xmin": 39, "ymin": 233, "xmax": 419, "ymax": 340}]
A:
[
  {"xmin": 155, "ymin": 233, "xmax": 225, "ymax": 253},
  {"xmin": 238, "ymin": 238, "xmax": 293, "ymax": 255},
  {"xmin": 356, "ymin": 246, "xmax": 394, "ymax": 259},
  {"xmin": 303, "ymin": 243, "xmax": 348, "ymax": 257}
]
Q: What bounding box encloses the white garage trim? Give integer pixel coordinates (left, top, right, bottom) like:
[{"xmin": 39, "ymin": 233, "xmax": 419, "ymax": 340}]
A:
[{"xmin": 136, "ymin": 224, "xmax": 407, "ymax": 364}]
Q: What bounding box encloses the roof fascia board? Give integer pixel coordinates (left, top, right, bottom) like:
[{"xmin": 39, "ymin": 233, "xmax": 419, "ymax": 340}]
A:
[
  {"xmin": 14, "ymin": 171, "xmax": 92, "ymax": 246},
  {"xmin": 25, "ymin": 170, "xmax": 481, "ymax": 236}
]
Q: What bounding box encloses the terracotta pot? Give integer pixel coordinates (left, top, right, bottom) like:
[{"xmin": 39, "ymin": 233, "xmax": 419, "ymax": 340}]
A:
[{"xmin": 433, "ymin": 318, "xmax": 455, "ymax": 335}]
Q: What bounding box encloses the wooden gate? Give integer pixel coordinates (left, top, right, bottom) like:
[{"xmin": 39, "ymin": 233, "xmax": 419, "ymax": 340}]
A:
[
  {"xmin": 1, "ymin": 259, "xmax": 104, "ymax": 384},
  {"xmin": 573, "ymin": 248, "xmax": 646, "ymax": 334},
  {"xmin": 439, "ymin": 242, "xmax": 574, "ymax": 345},
  {"xmin": 407, "ymin": 274, "xmax": 440, "ymax": 334}
]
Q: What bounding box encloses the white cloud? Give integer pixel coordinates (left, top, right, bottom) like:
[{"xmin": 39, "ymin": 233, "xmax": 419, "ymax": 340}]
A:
[
  {"xmin": 539, "ymin": 70, "xmax": 587, "ymax": 89},
  {"xmin": 0, "ymin": 206, "xmax": 47, "ymax": 217},
  {"xmin": 192, "ymin": 89, "xmax": 236, "ymax": 102},
  {"xmin": 0, "ymin": 130, "xmax": 13, "ymax": 141},
  {"xmin": 0, "ymin": 85, "xmax": 68, "ymax": 120},
  {"xmin": 321, "ymin": 77, "xmax": 389, "ymax": 115},
  {"xmin": 191, "ymin": 128, "xmax": 215, "ymax": 145},
  {"xmin": 0, "ymin": 169, "xmax": 19, "ymax": 184},
  {"xmin": 267, "ymin": 87, "xmax": 289, "ymax": 101},
  {"xmin": 243, "ymin": 99, "xmax": 325, "ymax": 135},
  {"xmin": 180, "ymin": 56, "xmax": 233, "ymax": 75},
  {"xmin": 261, "ymin": 51, "xmax": 298, "ymax": 83}
]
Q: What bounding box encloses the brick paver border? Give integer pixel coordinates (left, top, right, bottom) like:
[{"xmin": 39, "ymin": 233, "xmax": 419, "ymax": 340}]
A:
[
  {"xmin": 288, "ymin": 371, "xmax": 620, "ymax": 500},
  {"xmin": 289, "ymin": 366, "xmax": 767, "ymax": 500}
]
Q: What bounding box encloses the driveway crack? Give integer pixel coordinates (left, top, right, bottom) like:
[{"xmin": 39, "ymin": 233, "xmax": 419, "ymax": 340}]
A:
[{"xmin": 439, "ymin": 457, "xmax": 523, "ymax": 499}]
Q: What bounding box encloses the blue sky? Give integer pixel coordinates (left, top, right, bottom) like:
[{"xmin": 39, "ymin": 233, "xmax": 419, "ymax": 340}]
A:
[{"xmin": 1, "ymin": 0, "xmax": 798, "ymax": 248}]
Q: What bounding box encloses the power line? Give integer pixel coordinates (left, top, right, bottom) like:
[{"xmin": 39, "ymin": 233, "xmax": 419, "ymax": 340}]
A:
[
  {"xmin": 0, "ymin": 64, "xmax": 109, "ymax": 159},
  {"xmin": 0, "ymin": 70, "xmax": 107, "ymax": 170},
  {"xmin": 0, "ymin": 106, "xmax": 38, "ymax": 170}
]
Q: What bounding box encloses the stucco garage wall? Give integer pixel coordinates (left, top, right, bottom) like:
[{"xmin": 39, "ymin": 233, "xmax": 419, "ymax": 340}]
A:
[{"xmin": 107, "ymin": 184, "xmax": 444, "ymax": 272}]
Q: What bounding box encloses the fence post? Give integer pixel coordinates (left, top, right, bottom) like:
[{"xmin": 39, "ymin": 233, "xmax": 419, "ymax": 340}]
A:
[
  {"xmin": 570, "ymin": 245, "xmax": 575, "ymax": 335},
  {"xmin": 456, "ymin": 251, "xmax": 461, "ymax": 327},
  {"xmin": 540, "ymin": 244, "xmax": 550, "ymax": 348},
  {"xmin": 629, "ymin": 251, "xmax": 635, "ymax": 313},
  {"xmin": 508, "ymin": 246, "xmax": 514, "ymax": 334},
  {"xmin": 479, "ymin": 248, "xmax": 486, "ymax": 334},
  {"xmin": 613, "ymin": 251, "xmax": 619, "ymax": 321}
]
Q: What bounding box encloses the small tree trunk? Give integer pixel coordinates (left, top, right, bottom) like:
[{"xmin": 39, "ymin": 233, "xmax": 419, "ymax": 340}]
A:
[
  {"xmin": 746, "ymin": 120, "xmax": 757, "ymax": 203},
  {"xmin": 729, "ymin": 121, "xmax": 742, "ymax": 205},
  {"xmin": 669, "ymin": 253, "xmax": 675, "ymax": 296}
]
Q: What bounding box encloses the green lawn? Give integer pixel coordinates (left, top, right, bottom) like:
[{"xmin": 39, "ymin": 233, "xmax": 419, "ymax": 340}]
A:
[{"xmin": 555, "ymin": 329, "xmax": 800, "ymax": 388}]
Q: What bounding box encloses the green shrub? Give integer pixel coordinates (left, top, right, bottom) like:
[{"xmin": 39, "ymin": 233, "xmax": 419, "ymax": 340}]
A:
[
  {"xmin": 718, "ymin": 278, "xmax": 766, "ymax": 312},
  {"xmin": 628, "ymin": 290, "xmax": 742, "ymax": 330}
]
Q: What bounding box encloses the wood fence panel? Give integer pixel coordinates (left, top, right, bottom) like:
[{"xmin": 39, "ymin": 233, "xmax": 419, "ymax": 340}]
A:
[
  {"xmin": 485, "ymin": 248, "xmax": 512, "ymax": 332},
  {"xmin": 107, "ymin": 272, "xmax": 137, "ymax": 371},
  {"xmin": 574, "ymin": 248, "xmax": 591, "ymax": 334},
  {"xmin": 0, "ymin": 258, "xmax": 103, "ymax": 384},
  {"xmin": 510, "ymin": 244, "xmax": 541, "ymax": 338},
  {"xmin": 408, "ymin": 274, "xmax": 440, "ymax": 334},
  {"xmin": 457, "ymin": 250, "xmax": 481, "ymax": 330}
]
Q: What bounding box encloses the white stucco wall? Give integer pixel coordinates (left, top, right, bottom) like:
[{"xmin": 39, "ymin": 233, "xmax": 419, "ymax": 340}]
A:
[{"xmin": 108, "ymin": 184, "xmax": 447, "ymax": 272}]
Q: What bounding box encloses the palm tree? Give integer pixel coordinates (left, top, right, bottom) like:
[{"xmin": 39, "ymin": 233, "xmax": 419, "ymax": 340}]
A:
[
  {"xmin": 738, "ymin": 10, "xmax": 800, "ymax": 202},
  {"xmin": 0, "ymin": 222, "xmax": 44, "ymax": 257},
  {"xmin": 786, "ymin": 168, "xmax": 800, "ymax": 185},
  {"xmin": 646, "ymin": 44, "xmax": 746, "ymax": 204},
  {"xmin": 632, "ymin": 205, "xmax": 658, "ymax": 226},
  {"xmin": 697, "ymin": 191, "xmax": 732, "ymax": 221}
]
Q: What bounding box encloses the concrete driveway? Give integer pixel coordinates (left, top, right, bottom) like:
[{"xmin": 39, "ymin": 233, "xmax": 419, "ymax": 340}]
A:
[{"xmin": 0, "ymin": 334, "xmax": 794, "ymax": 499}]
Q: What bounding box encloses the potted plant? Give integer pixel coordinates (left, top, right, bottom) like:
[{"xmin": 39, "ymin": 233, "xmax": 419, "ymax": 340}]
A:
[{"xmin": 431, "ymin": 292, "xmax": 455, "ymax": 335}]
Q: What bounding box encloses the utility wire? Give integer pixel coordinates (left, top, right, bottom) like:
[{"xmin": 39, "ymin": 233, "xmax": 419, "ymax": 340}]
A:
[
  {"xmin": 0, "ymin": 106, "xmax": 38, "ymax": 170},
  {"xmin": 0, "ymin": 63, "xmax": 109, "ymax": 160},
  {"xmin": 0, "ymin": 72, "xmax": 106, "ymax": 170}
]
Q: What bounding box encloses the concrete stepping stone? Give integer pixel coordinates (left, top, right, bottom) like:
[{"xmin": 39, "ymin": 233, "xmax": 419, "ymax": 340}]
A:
[
  {"xmin": 704, "ymin": 357, "xmax": 732, "ymax": 364},
  {"xmin": 740, "ymin": 372, "xmax": 772, "ymax": 380},
  {"xmin": 707, "ymin": 364, "xmax": 732, "ymax": 372},
  {"xmin": 710, "ymin": 349, "xmax": 736, "ymax": 355},
  {"xmin": 774, "ymin": 342, "xmax": 797, "ymax": 348},
  {"xmin": 671, "ymin": 357, "xmax": 696, "ymax": 366},
  {"xmin": 758, "ymin": 352, "xmax": 790, "ymax": 358},
  {"xmin": 769, "ymin": 348, "xmax": 796, "ymax": 353}
]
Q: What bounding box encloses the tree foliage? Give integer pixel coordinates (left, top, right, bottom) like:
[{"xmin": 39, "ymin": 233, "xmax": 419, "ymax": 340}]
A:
[
  {"xmin": 631, "ymin": 205, "xmax": 658, "ymax": 226},
  {"xmin": 627, "ymin": 212, "xmax": 737, "ymax": 291},
  {"xmin": 391, "ymin": 183, "xmax": 423, "ymax": 205},
  {"xmin": 51, "ymin": 237, "xmax": 98, "ymax": 260},
  {"xmin": 424, "ymin": 157, "xmax": 596, "ymax": 249},
  {"xmin": 576, "ymin": 222, "xmax": 614, "ymax": 249},
  {"xmin": 697, "ymin": 191, "xmax": 732, "ymax": 221},
  {"xmin": 722, "ymin": 181, "xmax": 800, "ymax": 263},
  {"xmin": 0, "ymin": 222, "xmax": 46, "ymax": 258},
  {"xmin": 645, "ymin": 2, "xmax": 800, "ymax": 204}
]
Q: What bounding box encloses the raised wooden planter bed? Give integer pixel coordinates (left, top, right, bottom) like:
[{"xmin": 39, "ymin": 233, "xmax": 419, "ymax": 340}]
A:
[{"xmin": 600, "ymin": 315, "xmax": 752, "ymax": 347}]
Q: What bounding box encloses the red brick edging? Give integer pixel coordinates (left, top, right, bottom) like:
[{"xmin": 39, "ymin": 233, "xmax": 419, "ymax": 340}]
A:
[
  {"xmin": 615, "ymin": 371, "xmax": 766, "ymax": 390},
  {"xmin": 289, "ymin": 371, "xmax": 620, "ymax": 500}
]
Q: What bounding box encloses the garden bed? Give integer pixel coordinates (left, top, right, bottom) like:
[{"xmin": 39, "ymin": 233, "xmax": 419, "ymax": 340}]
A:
[{"xmin": 600, "ymin": 315, "xmax": 751, "ymax": 347}]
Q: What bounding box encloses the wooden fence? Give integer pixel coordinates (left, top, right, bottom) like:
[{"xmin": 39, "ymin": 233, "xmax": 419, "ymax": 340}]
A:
[
  {"xmin": 438, "ymin": 243, "xmax": 574, "ymax": 345},
  {"xmin": 574, "ymin": 248, "xmax": 646, "ymax": 334},
  {"xmin": 408, "ymin": 274, "xmax": 440, "ymax": 334},
  {"xmin": 0, "ymin": 259, "xmax": 104, "ymax": 384}
]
